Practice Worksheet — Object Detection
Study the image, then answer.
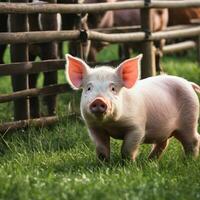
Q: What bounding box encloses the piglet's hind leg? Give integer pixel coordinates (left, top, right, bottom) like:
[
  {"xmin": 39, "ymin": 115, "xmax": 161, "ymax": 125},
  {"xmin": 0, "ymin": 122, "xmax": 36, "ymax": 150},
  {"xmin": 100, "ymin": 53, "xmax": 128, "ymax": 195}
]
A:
[
  {"xmin": 148, "ymin": 139, "xmax": 169, "ymax": 160},
  {"xmin": 175, "ymin": 130, "xmax": 199, "ymax": 158}
]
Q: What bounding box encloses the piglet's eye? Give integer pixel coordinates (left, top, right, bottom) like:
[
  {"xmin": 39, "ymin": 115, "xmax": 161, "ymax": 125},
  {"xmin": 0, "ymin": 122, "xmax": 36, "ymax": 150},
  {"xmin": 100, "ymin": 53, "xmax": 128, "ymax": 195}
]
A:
[
  {"xmin": 86, "ymin": 84, "xmax": 93, "ymax": 92},
  {"xmin": 110, "ymin": 84, "xmax": 117, "ymax": 94}
]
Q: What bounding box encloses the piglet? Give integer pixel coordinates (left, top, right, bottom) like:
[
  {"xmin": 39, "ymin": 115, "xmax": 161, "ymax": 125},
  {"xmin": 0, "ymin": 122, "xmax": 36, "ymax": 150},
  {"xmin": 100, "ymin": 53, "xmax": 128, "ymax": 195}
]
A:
[{"xmin": 65, "ymin": 54, "xmax": 200, "ymax": 161}]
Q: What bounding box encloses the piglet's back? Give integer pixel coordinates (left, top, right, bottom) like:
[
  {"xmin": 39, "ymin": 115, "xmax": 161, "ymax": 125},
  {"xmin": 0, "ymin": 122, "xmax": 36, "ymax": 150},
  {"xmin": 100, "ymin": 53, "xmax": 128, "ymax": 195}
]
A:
[{"xmin": 135, "ymin": 75, "xmax": 199, "ymax": 140}]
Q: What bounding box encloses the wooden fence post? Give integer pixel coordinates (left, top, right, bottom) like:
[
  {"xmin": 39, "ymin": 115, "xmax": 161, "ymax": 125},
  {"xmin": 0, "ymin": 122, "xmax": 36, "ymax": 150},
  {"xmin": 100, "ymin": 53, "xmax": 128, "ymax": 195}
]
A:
[
  {"xmin": 140, "ymin": 0, "xmax": 156, "ymax": 79},
  {"xmin": 68, "ymin": 0, "xmax": 84, "ymax": 58},
  {"xmin": 0, "ymin": 9, "xmax": 7, "ymax": 64},
  {"xmin": 40, "ymin": 0, "xmax": 58, "ymax": 116},
  {"xmin": 10, "ymin": 0, "xmax": 29, "ymax": 121},
  {"xmin": 197, "ymin": 35, "xmax": 200, "ymax": 66}
]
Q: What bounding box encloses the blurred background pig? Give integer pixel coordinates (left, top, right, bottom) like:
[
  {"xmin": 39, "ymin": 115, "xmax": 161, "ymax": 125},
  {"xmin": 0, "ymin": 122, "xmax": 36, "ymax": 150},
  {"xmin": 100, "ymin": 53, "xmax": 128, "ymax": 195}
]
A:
[{"xmin": 84, "ymin": 0, "xmax": 168, "ymax": 72}]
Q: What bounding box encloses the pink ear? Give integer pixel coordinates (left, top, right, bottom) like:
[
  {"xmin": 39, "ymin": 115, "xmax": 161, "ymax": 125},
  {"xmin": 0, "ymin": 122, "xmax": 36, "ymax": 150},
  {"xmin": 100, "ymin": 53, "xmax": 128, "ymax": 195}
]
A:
[
  {"xmin": 117, "ymin": 54, "xmax": 142, "ymax": 88},
  {"xmin": 65, "ymin": 54, "xmax": 88, "ymax": 89}
]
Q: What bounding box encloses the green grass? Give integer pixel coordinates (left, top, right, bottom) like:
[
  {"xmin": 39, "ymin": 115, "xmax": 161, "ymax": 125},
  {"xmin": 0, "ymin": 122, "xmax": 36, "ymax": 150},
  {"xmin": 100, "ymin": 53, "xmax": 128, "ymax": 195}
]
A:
[{"xmin": 0, "ymin": 45, "xmax": 200, "ymax": 200}]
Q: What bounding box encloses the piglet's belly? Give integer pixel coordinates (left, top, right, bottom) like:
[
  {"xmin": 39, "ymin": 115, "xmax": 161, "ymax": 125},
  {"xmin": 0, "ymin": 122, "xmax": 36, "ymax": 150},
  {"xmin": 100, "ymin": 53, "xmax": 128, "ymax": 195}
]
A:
[
  {"xmin": 143, "ymin": 130, "xmax": 171, "ymax": 144},
  {"xmin": 143, "ymin": 125, "xmax": 176, "ymax": 144},
  {"xmin": 106, "ymin": 124, "xmax": 176, "ymax": 143}
]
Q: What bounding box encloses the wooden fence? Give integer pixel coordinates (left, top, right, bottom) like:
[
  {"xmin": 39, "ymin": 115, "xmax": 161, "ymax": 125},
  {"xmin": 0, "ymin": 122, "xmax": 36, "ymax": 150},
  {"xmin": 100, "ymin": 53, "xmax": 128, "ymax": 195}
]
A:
[{"xmin": 0, "ymin": 0, "xmax": 200, "ymax": 133}]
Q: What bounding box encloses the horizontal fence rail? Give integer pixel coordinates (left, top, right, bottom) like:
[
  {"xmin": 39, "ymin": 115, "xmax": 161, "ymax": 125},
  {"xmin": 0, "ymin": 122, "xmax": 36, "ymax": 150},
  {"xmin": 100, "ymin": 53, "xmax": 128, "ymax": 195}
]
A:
[
  {"xmin": 0, "ymin": 25, "xmax": 199, "ymax": 44},
  {"xmin": 0, "ymin": 40, "xmax": 196, "ymax": 77},
  {"xmin": 1, "ymin": 1, "xmax": 200, "ymax": 14},
  {"xmin": 0, "ymin": 59, "xmax": 123, "ymax": 76},
  {"xmin": 89, "ymin": 26, "xmax": 200, "ymax": 42},
  {"xmin": 0, "ymin": 59, "xmax": 65, "ymax": 76},
  {"xmin": 94, "ymin": 25, "xmax": 141, "ymax": 33},
  {"xmin": 0, "ymin": 116, "xmax": 58, "ymax": 133},
  {"xmin": 163, "ymin": 41, "xmax": 196, "ymax": 54},
  {"xmin": 0, "ymin": 84, "xmax": 71, "ymax": 103},
  {"xmin": 0, "ymin": 30, "xmax": 80, "ymax": 44}
]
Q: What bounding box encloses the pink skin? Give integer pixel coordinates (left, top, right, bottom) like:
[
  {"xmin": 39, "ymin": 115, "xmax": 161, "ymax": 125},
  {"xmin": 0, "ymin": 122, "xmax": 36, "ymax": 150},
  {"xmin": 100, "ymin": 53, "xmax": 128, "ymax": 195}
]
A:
[{"xmin": 65, "ymin": 54, "xmax": 200, "ymax": 161}]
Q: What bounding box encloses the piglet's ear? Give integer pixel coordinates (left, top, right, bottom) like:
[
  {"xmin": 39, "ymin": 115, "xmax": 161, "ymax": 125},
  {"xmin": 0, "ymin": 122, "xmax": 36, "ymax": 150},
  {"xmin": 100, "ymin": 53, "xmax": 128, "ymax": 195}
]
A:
[
  {"xmin": 65, "ymin": 54, "xmax": 89, "ymax": 90},
  {"xmin": 116, "ymin": 54, "xmax": 142, "ymax": 89}
]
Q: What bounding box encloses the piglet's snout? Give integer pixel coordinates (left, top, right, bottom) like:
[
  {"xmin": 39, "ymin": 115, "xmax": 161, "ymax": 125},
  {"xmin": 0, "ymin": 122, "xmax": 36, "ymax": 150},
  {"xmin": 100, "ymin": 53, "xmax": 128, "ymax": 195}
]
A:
[{"xmin": 90, "ymin": 98, "xmax": 108, "ymax": 114}]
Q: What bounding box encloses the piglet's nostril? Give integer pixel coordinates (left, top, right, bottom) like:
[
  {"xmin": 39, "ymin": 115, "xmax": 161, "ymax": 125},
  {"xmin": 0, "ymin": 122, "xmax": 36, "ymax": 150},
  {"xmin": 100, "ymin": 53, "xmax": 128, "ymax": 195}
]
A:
[
  {"xmin": 99, "ymin": 104, "xmax": 106, "ymax": 111},
  {"xmin": 90, "ymin": 98, "xmax": 107, "ymax": 114}
]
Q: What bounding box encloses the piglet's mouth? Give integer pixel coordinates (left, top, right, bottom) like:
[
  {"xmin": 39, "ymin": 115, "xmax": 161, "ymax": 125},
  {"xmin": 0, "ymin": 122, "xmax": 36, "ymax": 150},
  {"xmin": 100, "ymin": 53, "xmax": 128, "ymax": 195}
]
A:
[{"xmin": 92, "ymin": 111, "xmax": 107, "ymax": 119}]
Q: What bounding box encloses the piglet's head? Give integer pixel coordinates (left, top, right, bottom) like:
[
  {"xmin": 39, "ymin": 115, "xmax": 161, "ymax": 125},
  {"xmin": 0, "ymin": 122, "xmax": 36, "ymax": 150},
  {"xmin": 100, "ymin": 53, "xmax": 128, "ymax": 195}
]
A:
[{"xmin": 65, "ymin": 54, "xmax": 142, "ymax": 124}]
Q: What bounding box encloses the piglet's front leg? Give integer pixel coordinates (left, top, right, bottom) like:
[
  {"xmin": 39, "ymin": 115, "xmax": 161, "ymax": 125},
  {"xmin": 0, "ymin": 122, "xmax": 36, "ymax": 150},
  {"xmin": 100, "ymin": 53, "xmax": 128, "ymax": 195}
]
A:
[
  {"xmin": 121, "ymin": 129, "xmax": 145, "ymax": 161},
  {"xmin": 89, "ymin": 128, "xmax": 110, "ymax": 162}
]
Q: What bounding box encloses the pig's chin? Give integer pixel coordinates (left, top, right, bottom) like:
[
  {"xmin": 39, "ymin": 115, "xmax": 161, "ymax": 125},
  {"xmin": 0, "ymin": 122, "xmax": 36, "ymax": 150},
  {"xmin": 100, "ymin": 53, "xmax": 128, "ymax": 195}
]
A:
[
  {"xmin": 86, "ymin": 110, "xmax": 111, "ymax": 123},
  {"xmin": 91, "ymin": 112, "xmax": 108, "ymax": 121}
]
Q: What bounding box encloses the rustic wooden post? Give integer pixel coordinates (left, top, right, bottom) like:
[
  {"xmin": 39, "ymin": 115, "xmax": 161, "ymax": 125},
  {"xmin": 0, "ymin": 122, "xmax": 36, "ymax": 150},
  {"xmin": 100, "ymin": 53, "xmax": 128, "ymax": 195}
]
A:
[
  {"xmin": 0, "ymin": 11, "xmax": 7, "ymax": 64},
  {"xmin": 197, "ymin": 35, "xmax": 200, "ymax": 66},
  {"xmin": 28, "ymin": 12, "xmax": 41, "ymax": 118},
  {"xmin": 66, "ymin": 0, "xmax": 83, "ymax": 58},
  {"xmin": 140, "ymin": 0, "xmax": 156, "ymax": 78},
  {"xmin": 79, "ymin": 14, "xmax": 90, "ymax": 61},
  {"xmin": 73, "ymin": 12, "xmax": 83, "ymax": 58},
  {"xmin": 40, "ymin": 0, "xmax": 58, "ymax": 116},
  {"xmin": 10, "ymin": 0, "xmax": 29, "ymax": 120}
]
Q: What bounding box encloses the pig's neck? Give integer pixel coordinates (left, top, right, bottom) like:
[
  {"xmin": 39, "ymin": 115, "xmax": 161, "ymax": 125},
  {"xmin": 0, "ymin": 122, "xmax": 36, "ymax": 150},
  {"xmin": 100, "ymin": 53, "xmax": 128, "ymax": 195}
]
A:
[{"xmin": 114, "ymin": 87, "xmax": 146, "ymax": 127}]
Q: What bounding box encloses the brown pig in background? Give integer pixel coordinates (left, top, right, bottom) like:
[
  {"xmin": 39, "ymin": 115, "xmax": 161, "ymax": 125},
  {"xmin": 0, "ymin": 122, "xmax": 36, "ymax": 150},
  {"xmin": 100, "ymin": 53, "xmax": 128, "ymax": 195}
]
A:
[{"xmin": 65, "ymin": 54, "xmax": 200, "ymax": 161}]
